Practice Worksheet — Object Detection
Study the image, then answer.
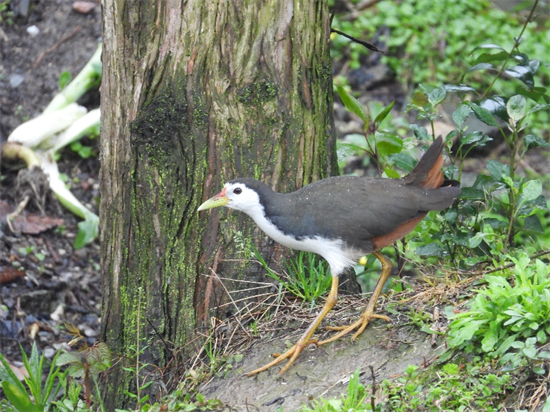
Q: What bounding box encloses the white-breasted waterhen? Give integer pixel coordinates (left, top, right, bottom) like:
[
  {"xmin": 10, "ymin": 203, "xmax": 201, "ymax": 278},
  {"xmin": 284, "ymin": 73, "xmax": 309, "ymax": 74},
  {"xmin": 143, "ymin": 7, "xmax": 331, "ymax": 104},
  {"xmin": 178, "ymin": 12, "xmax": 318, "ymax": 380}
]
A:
[{"xmin": 198, "ymin": 136, "xmax": 460, "ymax": 376}]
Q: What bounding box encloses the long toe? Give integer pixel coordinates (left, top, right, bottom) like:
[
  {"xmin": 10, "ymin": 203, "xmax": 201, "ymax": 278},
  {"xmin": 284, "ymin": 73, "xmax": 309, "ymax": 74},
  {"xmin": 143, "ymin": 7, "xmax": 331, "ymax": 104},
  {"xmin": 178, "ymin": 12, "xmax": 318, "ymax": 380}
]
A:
[
  {"xmin": 318, "ymin": 312, "xmax": 391, "ymax": 345},
  {"xmin": 247, "ymin": 338, "xmax": 318, "ymax": 377}
]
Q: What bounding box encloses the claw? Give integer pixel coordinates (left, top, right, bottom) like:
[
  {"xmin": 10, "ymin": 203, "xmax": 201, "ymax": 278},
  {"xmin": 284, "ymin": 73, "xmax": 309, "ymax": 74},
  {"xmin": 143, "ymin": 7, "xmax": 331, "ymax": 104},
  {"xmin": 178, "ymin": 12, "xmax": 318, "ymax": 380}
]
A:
[
  {"xmin": 320, "ymin": 312, "xmax": 390, "ymax": 345},
  {"xmin": 247, "ymin": 339, "xmax": 319, "ymax": 377}
]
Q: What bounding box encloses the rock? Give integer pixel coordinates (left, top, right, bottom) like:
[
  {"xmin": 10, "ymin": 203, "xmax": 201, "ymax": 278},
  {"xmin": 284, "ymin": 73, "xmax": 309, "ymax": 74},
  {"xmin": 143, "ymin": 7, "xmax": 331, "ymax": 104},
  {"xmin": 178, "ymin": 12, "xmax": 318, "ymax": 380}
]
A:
[
  {"xmin": 9, "ymin": 74, "xmax": 25, "ymax": 88},
  {"xmin": 44, "ymin": 347, "xmax": 56, "ymax": 358},
  {"xmin": 26, "ymin": 25, "xmax": 40, "ymax": 37},
  {"xmin": 72, "ymin": 1, "xmax": 96, "ymax": 14},
  {"xmin": 50, "ymin": 303, "xmax": 65, "ymax": 321}
]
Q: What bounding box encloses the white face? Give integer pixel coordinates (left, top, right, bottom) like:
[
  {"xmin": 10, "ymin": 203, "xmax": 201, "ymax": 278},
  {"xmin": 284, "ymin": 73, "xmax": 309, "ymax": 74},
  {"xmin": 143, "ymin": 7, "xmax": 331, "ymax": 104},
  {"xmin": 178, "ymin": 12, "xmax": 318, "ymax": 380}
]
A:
[{"xmin": 223, "ymin": 182, "xmax": 261, "ymax": 214}]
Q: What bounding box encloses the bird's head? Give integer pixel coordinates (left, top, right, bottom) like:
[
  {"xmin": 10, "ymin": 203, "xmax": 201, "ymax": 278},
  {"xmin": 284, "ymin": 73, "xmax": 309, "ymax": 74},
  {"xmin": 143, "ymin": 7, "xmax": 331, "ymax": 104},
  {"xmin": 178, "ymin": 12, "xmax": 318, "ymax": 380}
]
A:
[{"xmin": 197, "ymin": 181, "xmax": 261, "ymax": 214}]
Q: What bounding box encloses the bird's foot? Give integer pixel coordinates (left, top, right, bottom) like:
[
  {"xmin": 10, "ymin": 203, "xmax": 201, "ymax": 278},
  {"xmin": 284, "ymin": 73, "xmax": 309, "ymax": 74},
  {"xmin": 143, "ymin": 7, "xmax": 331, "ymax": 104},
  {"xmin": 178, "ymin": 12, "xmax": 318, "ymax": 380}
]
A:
[
  {"xmin": 318, "ymin": 311, "xmax": 390, "ymax": 345},
  {"xmin": 246, "ymin": 338, "xmax": 318, "ymax": 377}
]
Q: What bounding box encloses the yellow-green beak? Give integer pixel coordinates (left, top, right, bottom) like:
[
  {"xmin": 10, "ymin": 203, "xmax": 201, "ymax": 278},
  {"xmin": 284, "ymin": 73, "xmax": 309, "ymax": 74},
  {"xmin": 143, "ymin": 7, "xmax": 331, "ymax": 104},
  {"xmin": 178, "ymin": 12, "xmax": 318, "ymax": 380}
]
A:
[{"xmin": 197, "ymin": 187, "xmax": 229, "ymax": 211}]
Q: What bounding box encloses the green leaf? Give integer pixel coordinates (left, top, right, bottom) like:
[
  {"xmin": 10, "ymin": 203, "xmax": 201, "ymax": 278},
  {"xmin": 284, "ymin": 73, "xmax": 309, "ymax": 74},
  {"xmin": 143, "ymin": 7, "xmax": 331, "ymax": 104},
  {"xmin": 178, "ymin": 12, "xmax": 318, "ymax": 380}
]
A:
[
  {"xmin": 56, "ymin": 353, "xmax": 82, "ymax": 367},
  {"xmin": 443, "ymin": 84, "xmax": 475, "ymax": 93},
  {"xmin": 468, "ymin": 233, "xmax": 484, "ymax": 248},
  {"xmin": 384, "ymin": 168, "xmax": 400, "ymax": 179},
  {"xmin": 336, "ymin": 86, "xmax": 367, "ymax": 123},
  {"xmin": 524, "ymin": 134, "xmax": 550, "ymax": 151},
  {"xmin": 481, "ymin": 330, "xmax": 498, "ymax": 352},
  {"xmin": 495, "ymin": 334, "xmax": 519, "ymax": 356},
  {"xmin": 482, "ymin": 96, "xmax": 508, "ymax": 121},
  {"xmin": 529, "ymin": 59, "xmax": 540, "ymax": 74},
  {"xmin": 517, "ymin": 86, "xmax": 550, "ymax": 104},
  {"xmin": 58, "ymin": 71, "xmax": 72, "ymax": 90},
  {"xmin": 486, "ymin": 160, "xmax": 510, "ymax": 182},
  {"xmin": 506, "ymin": 95, "xmax": 527, "ymax": 123},
  {"xmin": 505, "ymin": 65, "xmax": 534, "ymax": 87},
  {"xmin": 411, "ymin": 91, "xmax": 429, "ymax": 108},
  {"xmin": 470, "ymin": 103, "xmax": 498, "ymax": 126},
  {"xmin": 443, "ymin": 209, "xmax": 457, "ymax": 223},
  {"xmin": 501, "ymin": 174, "xmax": 514, "ymax": 189},
  {"xmin": 74, "ymin": 215, "xmax": 99, "ymax": 249},
  {"xmin": 482, "ymin": 218, "xmax": 508, "ymax": 230},
  {"xmin": 448, "ymin": 319, "xmax": 487, "ymax": 346},
  {"xmin": 442, "ymin": 363, "xmax": 460, "ymax": 375},
  {"xmin": 520, "ymin": 180, "xmax": 542, "ymax": 203},
  {"xmin": 376, "ymin": 133, "xmax": 403, "ymax": 157},
  {"xmin": 467, "ymin": 63, "xmax": 494, "ymax": 73},
  {"xmin": 410, "ymin": 124, "xmax": 429, "ymax": 141},
  {"xmin": 70, "ymin": 142, "xmax": 93, "ymax": 159},
  {"xmin": 95, "ymin": 343, "xmax": 112, "ymax": 367},
  {"xmin": 452, "ymin": 104, "xmax": 471, "ymax": 128},
  {"xmin": 523, "ymin": 346, "xmax": 538, "ymax": 359},
  {"xmin": 415, "ymin": 243, "xmax": 446, "ymax": 257},
  {"xmin": 427, "ymin": 87, "xmax": 446, "ymax": 106},
  {"xmin": 470, "ymin": 103, "xmax": 498, "ymax": 127},
  {"xmin": 336, "ymin": 141, "xmax": 367, "ymax": 163},
  {"xmin": 0, "ymin": 352, "xmax": 29, "ymax": 401},
  {"xmin": 523, "ymin": 214, "xmax": 544, "ymax": 234},
  {"xmin": 1, "ymin": 381, "xmax": 42, "ymax": 412},
  {"xmin": 512, "ymin": 52, "xmax": 529, "ymax": 66},
  {"xmin": 526, "ymin": 103, "xmax": 550, "ymax": 117},
  {"xmin": 472, "ymin": 51, "xmax": 509, "ymax": 65},
  {"xmin": 458, "ymin": 187, "xmax": 485, "ymax": 200},
  {"xmin": 460, "ymin": 131, "xmax": 484, "ymax": 145},
  {"xmin": 390, "ymin": 152, "xmax": 416, "ymax": 171},
  {"xmin": 22, "ymin": 343, "xmax": 43, "ymax": 405},
  {"xmin": 374, "ymin": 101, "xmax": 395, "ymax": 125},
  {"xmin": 66, "ymin": 363, "xmax": 86, "ymax": 378},
  {"xmin": 471, "ymin": 43, "xmax": 507, "ymax": 53}
]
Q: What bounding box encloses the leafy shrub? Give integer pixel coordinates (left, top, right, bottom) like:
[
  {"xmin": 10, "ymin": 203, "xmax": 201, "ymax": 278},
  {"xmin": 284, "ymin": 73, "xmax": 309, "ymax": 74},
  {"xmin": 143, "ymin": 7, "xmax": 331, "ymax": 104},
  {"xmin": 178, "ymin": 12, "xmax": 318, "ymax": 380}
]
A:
[
  {"xmin": 332, "ymin": 0, "xmax": 549, "ymax": 91},
  {"xmin": 447, "ymin": 255, "xmax": 550, "ymax": 367}
]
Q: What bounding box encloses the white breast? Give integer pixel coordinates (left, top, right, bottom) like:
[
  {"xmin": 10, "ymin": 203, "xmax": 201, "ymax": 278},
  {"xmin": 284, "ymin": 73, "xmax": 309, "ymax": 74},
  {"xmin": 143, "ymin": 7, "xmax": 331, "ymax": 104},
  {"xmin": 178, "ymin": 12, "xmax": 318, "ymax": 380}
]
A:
[{"xmin": 242, "ymin": 201, "xmax": 356, "ymax": 276}]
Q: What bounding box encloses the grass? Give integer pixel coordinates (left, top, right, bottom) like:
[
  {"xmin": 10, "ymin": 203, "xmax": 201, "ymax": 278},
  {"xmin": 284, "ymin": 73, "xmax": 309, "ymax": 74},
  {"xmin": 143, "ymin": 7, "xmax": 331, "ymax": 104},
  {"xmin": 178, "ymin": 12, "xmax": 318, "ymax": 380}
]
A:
[{"xmin": 254, "ymin": 247, "xmax": 333, "ymax": 307}]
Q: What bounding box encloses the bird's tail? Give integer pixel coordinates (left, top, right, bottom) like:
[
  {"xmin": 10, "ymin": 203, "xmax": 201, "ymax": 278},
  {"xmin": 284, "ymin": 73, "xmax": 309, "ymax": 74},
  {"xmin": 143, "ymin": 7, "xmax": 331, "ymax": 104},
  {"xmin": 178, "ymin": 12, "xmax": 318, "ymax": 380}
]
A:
[{"xmin": 403, "ymin": 136, "xmax": 445, "ymax": 189}]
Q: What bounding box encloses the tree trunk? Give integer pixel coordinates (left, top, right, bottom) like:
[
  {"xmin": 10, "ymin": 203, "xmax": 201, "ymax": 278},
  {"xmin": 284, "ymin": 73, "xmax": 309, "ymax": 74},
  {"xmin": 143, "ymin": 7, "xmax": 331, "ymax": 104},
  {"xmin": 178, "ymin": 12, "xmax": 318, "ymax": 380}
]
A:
[{"xmin": 100, "ymin": 0, "xmax": 339, "ymax": 408}]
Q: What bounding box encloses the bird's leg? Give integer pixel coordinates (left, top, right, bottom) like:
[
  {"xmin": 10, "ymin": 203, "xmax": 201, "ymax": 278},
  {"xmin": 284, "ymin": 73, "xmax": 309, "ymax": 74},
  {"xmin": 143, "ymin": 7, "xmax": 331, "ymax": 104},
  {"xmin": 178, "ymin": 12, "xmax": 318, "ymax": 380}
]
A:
[
  {"xmin": 318, "ymin": 251, "xmax": 391, "ymax": 345},
  {"xmin": 247, "ymin": 276, "xmax": 339, "ymax": 377}
]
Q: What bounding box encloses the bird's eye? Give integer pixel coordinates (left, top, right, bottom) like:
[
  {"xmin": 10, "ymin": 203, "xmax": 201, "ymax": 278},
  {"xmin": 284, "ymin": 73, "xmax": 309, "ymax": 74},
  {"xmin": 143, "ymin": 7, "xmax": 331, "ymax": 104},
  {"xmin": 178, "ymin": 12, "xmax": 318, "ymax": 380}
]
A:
[{"xmin": 234, "ymin": 188, "xmax": 242, "ymax": 195}]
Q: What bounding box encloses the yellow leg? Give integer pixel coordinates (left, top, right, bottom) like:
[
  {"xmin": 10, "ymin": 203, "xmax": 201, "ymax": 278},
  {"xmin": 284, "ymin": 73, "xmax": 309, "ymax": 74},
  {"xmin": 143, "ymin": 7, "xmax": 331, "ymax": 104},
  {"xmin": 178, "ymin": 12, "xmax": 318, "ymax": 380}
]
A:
[
  {"xmin": 318, "ymin": 251, "xmax": 391, "ymax": 346},
  {"xmin": 247, "ymin": 275, "xmax": 340, "ymax": 377}
]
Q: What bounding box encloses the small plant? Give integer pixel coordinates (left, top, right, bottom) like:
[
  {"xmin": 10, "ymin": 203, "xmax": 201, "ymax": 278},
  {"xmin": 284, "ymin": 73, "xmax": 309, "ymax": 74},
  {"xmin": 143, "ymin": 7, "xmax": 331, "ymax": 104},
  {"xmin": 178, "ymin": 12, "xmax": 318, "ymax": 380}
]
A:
[
  {"xmin": 332, "ymin": 0, "xmax": 549, "ymax": 95},
  {"xmin": 336, "ymin": 86, "xmax": 402, "ymax": 177},
  {"xmin": 299, "ymin": 369, "xmax": 369, "ymax": 411},
  {"xmin": 70, "ymin": 141, "xmax": 95, "ymax": 159},
  {"xmin": 202, "ymin": 335, "xmax": 224, "ymax": 374},
  {"xmin": 403, "ymin": 307, "xmax": 433, "ymax": 331},
  {"xmin": 0, "ymin": 0, "xmax": 14, "ymax": 26},
  {"xmin": 447, "ymin": 255, "xmax": 550, "ymax": 367},
  {"xmin": 255, "ymin": 248, "xmax": 332, "ymax": 305},
  {"xmin": 58, "ymin": 71, "xmax": 72, "ymax": 90},
  {"xmin": 406, "ymin": 31, "xmax": 549, "ymax": 266},
  {"xmin": 380, "ymin": 360, "xmax": 513, "ymax": 411},
  {"xmin": 0, "ymin": 343, "xmax": 64, "ymax": 412},
  {"xmin": 53, "ymin": 378, "xmax": 88, "ymax": 412},
  {"xmin": 119, "ymin": 345, "xmax": 152, "ymax": 410},
  {"xmin": 54, "ymin": 324, "xmax": 111, "ymax": 411},
  {"xmin": 137, "ymin": 390, "xmax": 224, "ymax": 412}
]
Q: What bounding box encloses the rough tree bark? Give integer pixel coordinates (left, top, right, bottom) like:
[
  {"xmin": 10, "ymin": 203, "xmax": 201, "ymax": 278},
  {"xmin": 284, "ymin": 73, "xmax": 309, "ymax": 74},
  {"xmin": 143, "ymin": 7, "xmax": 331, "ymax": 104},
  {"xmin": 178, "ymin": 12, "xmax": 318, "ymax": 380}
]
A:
[{"xmin": 100, "ymin": 0, "xmax": 340, "ymax": 408}]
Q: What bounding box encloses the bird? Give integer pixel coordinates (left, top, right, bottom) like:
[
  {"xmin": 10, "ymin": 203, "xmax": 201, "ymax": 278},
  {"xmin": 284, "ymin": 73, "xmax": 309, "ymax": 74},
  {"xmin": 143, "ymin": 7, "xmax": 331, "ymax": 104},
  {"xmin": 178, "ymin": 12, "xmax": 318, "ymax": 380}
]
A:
[{"xmin": 198, "ymin": 136, "xmax": 460, "ymax": 377}]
